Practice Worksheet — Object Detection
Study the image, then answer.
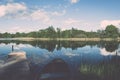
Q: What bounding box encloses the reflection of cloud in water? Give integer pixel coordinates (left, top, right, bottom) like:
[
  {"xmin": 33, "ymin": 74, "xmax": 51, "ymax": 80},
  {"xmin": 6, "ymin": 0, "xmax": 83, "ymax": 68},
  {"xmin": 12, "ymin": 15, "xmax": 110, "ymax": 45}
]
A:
[
  {"xmin": 100, "ymin": 48, "xmax": 116, "ymax": 56},
  {"xmin": 0, "ymin": 43, "xmax": 33, "ymax": 51},
  {"xmin": 18, "ymin": 44, "xmax": 33, "ymax": 48},
  {"xmin": 28, "ymin": 52, "xmax": 51, "ymax": 64},
  {"xmin": 9, "ymin": 43, "xmax": 16, "ymax": 45},
  {"xmin": 60, "ymin": 48, "xmax": 79, "ymax": 57},
  {"xmin": 64, "ymin": 52, "xmax": 79, "ymax": 58},
  {"xmin": 12, "ymin": 44, "xmax": 33, "ymax": 50},
  {"xmin": 0, "ymin": 43, "xmax": 6, "ymax": 46}
]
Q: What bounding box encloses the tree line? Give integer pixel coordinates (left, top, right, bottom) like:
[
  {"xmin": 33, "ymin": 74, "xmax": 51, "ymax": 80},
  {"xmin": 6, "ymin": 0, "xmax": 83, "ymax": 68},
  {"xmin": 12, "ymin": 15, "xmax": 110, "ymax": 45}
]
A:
[{"xmin": 0, "ymin": 25, "xmax": 119, "ymax": 38}]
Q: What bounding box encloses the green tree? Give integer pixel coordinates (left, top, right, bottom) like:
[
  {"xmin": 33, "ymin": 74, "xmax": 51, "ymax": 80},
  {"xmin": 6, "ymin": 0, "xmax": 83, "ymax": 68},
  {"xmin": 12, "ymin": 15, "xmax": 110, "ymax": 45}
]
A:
[
  {"xmin": 56, "ymin": 28, "xmax": 61, "ymax": 38},
  {"xmin": 27, "ymin": 31, "xmax": 38, "ymax": 38},
  {"xmin": 3, "ymin": 32, "xmax": 11, "ymax": 38},
  {"xmin": 97, "ymin": 30, "xmax": 106, "ymax": 38},
  {"xmin": 45, "ymin": 26, "xmax": 56, "ymax": 38},
  {"xmin": 105, "ymin": 25, "xmax": 119, "ymax": 38}
]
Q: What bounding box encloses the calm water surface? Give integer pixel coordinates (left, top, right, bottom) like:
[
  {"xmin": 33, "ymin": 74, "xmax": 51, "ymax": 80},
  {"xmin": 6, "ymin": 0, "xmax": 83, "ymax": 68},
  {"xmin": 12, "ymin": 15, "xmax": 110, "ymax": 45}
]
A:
[{"xmin": 0, "ymin": 40, "xmax": 120, "ymax": 80}]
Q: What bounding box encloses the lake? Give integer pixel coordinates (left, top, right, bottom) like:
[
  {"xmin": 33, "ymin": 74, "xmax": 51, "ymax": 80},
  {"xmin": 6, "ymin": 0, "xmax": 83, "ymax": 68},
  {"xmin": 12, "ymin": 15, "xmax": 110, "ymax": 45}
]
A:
[{"xmin": 0, "ymin": 40, "xmax": 120, "ymax": 80}]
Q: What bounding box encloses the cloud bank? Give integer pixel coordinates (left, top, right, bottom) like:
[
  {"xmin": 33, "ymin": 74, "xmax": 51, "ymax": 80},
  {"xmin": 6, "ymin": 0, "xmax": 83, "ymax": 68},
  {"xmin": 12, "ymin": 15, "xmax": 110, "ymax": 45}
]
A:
[
  {"xmin": 71, "ymin": 0, "xmax": 79, "ymax": 4},
  {"xmin": 0, "ymin": 3, "xmax": 27, "ymax": 17},
  {"xmin": 101, "ymin": 20, "xmax": 120, "ymax": 29}
]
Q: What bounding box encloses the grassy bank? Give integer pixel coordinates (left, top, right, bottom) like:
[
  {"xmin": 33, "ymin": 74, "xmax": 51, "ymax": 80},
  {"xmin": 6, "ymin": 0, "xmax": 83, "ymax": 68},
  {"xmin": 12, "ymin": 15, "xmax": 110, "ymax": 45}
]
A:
[{"xmin": 0, "ymin": 37, "xmax": 120, "ymax": 41}]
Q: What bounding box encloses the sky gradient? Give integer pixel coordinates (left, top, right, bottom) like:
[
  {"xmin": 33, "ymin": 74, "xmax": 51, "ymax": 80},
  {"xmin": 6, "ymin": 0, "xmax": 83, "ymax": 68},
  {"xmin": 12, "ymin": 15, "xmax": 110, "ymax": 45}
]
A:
[{"xmin": 0, "ymin": 0, "xmax": 120, "ymax": 33}]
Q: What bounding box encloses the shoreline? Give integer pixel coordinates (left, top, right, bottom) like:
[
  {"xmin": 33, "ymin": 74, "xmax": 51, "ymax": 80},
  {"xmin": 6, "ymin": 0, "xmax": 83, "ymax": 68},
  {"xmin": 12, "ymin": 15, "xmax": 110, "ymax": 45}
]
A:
[{"xmin": 0, "ymin": 38, "xmax": 120, "ymax": 41}]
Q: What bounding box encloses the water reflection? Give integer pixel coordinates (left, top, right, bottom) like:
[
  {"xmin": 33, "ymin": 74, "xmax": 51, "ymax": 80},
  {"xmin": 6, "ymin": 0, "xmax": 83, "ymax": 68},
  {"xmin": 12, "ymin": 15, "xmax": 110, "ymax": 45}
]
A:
[
  {"xmin": 37, "ymin": 58, "xmax": 70, "ymax": 80},
  {"xmin": 104, "ymin": 41, "xmax": 119, "ymax": 52},
  {"xmin": 0, "ymin": 40, "xmax": 120, "ymax": 80},
  {"xmin": 79, "ymin": 55, "xmax": 120, "ymax": 80},
  {"xmin": 0, "ymin": 40, "xmax": 119, "ymax": 52}
]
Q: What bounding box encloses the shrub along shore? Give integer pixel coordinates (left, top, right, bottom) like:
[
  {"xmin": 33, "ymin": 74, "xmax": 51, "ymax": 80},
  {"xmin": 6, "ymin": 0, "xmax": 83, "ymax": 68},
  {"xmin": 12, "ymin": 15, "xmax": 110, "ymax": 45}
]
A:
[{"xmin": 0, "ymin": 38, "xmax": 120, "ymax": 41}]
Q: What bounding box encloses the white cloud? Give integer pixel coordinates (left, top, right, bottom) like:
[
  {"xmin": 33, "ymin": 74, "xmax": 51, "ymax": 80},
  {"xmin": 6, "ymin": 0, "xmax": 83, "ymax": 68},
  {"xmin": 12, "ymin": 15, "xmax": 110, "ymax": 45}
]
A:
[
  {"xmin": 71, "ymin": 0, "xmax": 79, "ymax": 4},
  {"xmin": 62, "ymin": 18, "xmax": 84, "ymax": 29},
  {"xmin": 0, "ymin": 2, "xmax": 99, "ymax": 33},
  {"xmin": 0, "ymin": 3, "xmax": 27, "ymax": 17},
  {"xmin": 7, "ymin": 0, "xmax": 14, "ymax": 2},
  {"xmin": 58, "ymin": 18, "xmax": 81, "ymax": 30},
  {"xmin": 0, "ymin": 2, "xmax": 55, "ymax": 33},
  {"xmin": 101, "ymin": 20, "xmax": 120, "ymax": 29},
  {"xmin": 0, "ymin": 5, "xmax": 6, "ymax": 17},
  {"xmin": 59, "ymin": 18, "xmax": 81, "ymax": 30},
  {"xmin": 30, "ymin": 10, "xmax": 50, "ymax": 23},
  {"xmin": 64, "ymin": 18, "xmax": 81, "ymax": 25},
  {"xmin": 4, "ymin": 26, "xmax": 34, "ymax": 33},
  {"xmin": 57, "ymin": 18, "xmax": 99, "ymax": 31},
  {"xmin": 51, "ymin": 10, "xmax": 66, "ymax": 16},
  {"xmin": 0, "ymin": 2, "xmax": 52, "ymax": 24}
]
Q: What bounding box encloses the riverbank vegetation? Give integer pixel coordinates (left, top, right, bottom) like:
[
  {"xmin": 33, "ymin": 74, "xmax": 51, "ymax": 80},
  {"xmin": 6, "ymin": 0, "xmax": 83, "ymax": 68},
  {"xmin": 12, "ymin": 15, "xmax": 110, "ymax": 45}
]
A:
[{"xmin": 0, "ymin": 25, "xmax": 119, "ymax": 39}]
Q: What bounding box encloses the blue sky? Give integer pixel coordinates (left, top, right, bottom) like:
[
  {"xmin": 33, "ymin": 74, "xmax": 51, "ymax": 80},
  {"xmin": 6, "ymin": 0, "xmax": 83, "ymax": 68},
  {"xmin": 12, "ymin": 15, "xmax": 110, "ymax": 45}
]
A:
[{"xmin": 0, "ymin": 0, "xmax": 120, "ymax": 33}]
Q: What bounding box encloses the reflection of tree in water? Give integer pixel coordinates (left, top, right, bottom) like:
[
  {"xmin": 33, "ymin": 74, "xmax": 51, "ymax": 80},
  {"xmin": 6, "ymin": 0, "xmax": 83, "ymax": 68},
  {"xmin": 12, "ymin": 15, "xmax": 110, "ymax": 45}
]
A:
[
  {"xmin": 0, "ymin": 40, "xmax": 119, "ymax": 52},
  {"xmin": 38, "ymin": 40, "xmax": 57, "ymax": 52},
  {"xmin": 31, "ymin": 41, "xmax": 99, "ymax": 51},
  {"xmin": 105, "ymin": 41, "xmax": 119, "ymax": 52},
  {"xmin": 0, "ymin": 40, "xmax": 99, "ymax": 51},
  {"xmin": 97, "ymin": 41, "xmax": 119, "ymax": 52}
]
